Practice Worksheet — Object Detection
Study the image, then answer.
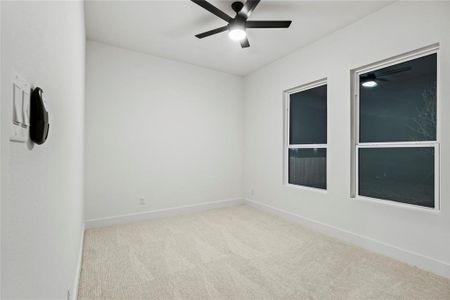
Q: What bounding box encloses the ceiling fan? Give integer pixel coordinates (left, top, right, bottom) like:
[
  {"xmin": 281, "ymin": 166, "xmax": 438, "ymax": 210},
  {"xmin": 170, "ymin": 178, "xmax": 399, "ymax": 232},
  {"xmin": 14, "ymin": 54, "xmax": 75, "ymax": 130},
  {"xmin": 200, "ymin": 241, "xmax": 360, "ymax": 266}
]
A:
[
  {"xmin": 361, "ymin": 66, "xmax": 412, "ymax": 88},
  {"xmin": 191, "ymin": 0, "xmax": 292, "ymax": 48}
]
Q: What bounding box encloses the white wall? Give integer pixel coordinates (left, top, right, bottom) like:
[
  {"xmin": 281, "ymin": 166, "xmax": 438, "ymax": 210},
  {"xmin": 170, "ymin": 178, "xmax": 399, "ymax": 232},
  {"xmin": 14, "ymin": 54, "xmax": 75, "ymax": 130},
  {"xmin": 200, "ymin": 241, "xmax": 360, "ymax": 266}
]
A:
[
  {"xmin": 1, "ymin": 1, "xmax": 85, "ymax": 299},
  {"xmin": 244, "ymin": 2, "xmax": 450, "ymax": 277},
  {"xmin": 0, "ymin": 2, "xmax": 3, "ymax": 295},
  {"xmin": 85, "ymin": 41, "xmax": 243, "ymax": 221}
]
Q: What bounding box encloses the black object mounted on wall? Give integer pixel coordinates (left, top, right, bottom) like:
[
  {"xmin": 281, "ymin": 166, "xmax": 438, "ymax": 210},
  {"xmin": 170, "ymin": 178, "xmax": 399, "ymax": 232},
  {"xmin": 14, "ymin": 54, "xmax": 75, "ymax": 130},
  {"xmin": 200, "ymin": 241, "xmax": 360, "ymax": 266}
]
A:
[{"xmin": 30, "ymin": 87, "xmax": 49, "ymax": 145}]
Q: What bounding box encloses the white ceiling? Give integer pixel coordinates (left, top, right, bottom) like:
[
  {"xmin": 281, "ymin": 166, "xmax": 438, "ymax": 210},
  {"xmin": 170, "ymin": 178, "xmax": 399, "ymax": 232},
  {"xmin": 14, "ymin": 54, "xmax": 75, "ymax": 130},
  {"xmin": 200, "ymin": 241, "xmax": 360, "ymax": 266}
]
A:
[{"xmin": 85, "ymin": 0, "xmax": 392, "ymax": 76}]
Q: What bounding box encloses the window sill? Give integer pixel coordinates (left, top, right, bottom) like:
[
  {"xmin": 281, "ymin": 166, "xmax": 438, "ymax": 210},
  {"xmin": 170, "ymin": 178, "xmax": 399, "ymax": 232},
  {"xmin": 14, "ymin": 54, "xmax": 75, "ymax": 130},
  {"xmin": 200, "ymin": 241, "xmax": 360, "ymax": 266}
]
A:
[
  {"xmin": 351, "ymin": 195, "xmax": 440, "ymax": 215},
  {"xmin": 285, "ymin": 183, "xmax": 327, "ymax": 193}
]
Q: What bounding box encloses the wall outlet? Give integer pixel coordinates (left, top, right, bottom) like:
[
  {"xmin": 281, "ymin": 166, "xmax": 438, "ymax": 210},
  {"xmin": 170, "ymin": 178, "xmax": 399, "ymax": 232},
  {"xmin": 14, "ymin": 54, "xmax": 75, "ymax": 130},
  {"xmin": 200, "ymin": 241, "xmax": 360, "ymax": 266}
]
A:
[
  {"xmin": 250, "ymin": 188, "xmax": 255, "ymax": 198},
  {"xmin": 67, "ymin": 289, "xmax": 71, "ymax": 300},
  {"xmin": 139, "ymin": 197, "xmax": 146, "ymax": 205}
]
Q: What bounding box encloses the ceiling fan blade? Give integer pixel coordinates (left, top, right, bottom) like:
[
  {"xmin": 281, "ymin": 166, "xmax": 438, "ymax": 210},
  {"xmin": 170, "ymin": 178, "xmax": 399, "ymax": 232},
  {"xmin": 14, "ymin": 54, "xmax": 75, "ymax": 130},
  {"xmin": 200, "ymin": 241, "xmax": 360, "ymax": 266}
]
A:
[
  {"xmin": 238, "ymin": 0, "xmax": 260, "ymax": 19},
  {"xmin": 240, "ymin": 37, "xmax": 250, "ymax": 48},
  {"xmin": 195, "ymin": 25, "xmax": 228, "ymax": 39},
  {"xmin": 246, "ymin": 20, "xmax": 292, "ymax": 28},
  {"xmin": 377, "ymin": 66, "xmax": 412, "ymax": 76},
  {"xmin": 191, "ymin": 0, "xmax": 232, "ymax": 22}
]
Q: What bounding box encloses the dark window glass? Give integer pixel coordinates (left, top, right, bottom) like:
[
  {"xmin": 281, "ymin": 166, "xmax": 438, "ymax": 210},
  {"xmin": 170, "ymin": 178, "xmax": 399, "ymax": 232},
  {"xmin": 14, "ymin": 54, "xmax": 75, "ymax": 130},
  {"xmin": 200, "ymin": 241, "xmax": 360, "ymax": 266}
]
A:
[
  {"xmin": 289, "ymin": 148, "xmax": 326, "ymax": 189},
  {"xmin": 359, "ymin": 54, "xmax": 437, "ymax": 143},
  {"xmin": 289, "ymin": 85, "xmax": 327, "ymax": 144},
  {"xmin": 358, "ymin": 147, "xmax": 434, "ymax": 208}
]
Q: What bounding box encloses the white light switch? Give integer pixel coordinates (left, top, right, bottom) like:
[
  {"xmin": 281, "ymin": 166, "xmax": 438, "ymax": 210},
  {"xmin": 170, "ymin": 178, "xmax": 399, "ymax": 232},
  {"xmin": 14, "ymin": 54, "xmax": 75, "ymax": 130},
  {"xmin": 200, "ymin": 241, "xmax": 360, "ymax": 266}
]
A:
[
  {"xmin": 22, "ymin": 89, "xmax": 30, "ymax": 127},
  {"xmin": 13, "ymin": 84, "xmax": 23, "ymax": 124}
]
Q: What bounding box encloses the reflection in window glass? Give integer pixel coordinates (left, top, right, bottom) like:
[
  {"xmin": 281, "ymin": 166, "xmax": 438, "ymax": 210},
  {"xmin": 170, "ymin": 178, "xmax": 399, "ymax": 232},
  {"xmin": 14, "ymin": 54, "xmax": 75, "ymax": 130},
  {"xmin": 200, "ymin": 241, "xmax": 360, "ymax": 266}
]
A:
[
  {"xmin": 359, "ymin": 147, "xmax": 434, "ymax": 208},
  {"xmin": 290, "ymin": 85, "xmax": 327, "ymax": 144},
  {"xmin": 359, "ymin": 54, "xmax": 437, "ymax": 143},
  {"xmin": 289, "ymin": 148, "xmax": 326, "ymax": 189}
]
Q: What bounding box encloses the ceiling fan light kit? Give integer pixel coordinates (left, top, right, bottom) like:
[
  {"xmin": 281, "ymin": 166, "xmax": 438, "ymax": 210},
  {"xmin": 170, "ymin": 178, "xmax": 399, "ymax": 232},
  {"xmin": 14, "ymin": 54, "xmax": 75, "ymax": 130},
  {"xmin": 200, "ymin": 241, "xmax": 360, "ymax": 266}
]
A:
[
  {"xmin": 228, "ymin": 28, "xmax": 246, "ymax": 41},
  {"xmin": 361, "ymin": 80, "xmax": 378, "ymax": 88},
  {"xmin": 191, "ymin": 0, "xmax": 292, "ymax": 48}
]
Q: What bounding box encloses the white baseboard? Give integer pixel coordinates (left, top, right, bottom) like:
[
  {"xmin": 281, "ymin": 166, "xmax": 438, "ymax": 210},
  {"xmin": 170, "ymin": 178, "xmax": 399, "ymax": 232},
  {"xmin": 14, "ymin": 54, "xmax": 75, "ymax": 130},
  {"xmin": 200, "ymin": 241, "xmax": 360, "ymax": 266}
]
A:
[
  {"xmin": 85, "ymin": 198, "xmax": 244, "ymax": 229},
  {"xmin": 72, "ymin": 224, "xmax": 85, "ymax": 300},
  {"xmin": 245, "ymin": 199, "xmax": 450, "ymax": 279}
]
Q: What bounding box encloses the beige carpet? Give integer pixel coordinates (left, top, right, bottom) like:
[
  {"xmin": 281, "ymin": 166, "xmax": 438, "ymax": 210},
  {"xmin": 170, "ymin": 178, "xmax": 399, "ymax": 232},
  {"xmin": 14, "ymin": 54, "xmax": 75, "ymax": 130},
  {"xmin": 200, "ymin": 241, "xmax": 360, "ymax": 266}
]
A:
[{"xmin": 78, "ymin": 205, "xmax": 450, "ymax": 299}]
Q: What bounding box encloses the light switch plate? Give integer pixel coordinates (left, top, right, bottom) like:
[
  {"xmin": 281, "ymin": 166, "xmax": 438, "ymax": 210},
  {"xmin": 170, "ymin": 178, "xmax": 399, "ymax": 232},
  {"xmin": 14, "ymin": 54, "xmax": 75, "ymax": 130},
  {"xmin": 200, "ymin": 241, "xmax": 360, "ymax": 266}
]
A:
[{"xmin": 10, "ymin": 71, "xmax": 30, "ymax": 143}]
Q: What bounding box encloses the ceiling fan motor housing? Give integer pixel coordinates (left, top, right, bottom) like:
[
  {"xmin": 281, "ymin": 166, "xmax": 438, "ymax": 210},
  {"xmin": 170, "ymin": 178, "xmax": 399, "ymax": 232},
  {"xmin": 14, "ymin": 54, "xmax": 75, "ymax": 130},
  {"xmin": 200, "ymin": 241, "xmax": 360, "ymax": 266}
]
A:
[{"xmin": 229, "ymin": 18, "xmax": 246, "ymax": 30}]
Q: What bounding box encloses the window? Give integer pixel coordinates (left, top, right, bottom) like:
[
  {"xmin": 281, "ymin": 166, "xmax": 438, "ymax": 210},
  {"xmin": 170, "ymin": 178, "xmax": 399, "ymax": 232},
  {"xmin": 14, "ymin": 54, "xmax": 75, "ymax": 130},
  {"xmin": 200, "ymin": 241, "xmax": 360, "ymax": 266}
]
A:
[
  {"xmin": 285, "ymin": 80, "xmax": 327, "ymax": 190},
  {"xmin": 353, "ymin": 47, "xmax": 439, "ymax": 209}
]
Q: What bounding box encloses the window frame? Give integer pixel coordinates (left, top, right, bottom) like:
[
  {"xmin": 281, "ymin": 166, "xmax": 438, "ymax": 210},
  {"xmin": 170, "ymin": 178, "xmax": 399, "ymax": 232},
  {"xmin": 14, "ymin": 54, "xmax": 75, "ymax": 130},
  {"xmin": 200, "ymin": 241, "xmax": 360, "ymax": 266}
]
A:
[
  {"xmin": 283, "ymin": 78, "xmax": 328, "ymax": 192},
  {"xmin": 351, "ymin": 45, "xmax": 440, "ymax": 212}
]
